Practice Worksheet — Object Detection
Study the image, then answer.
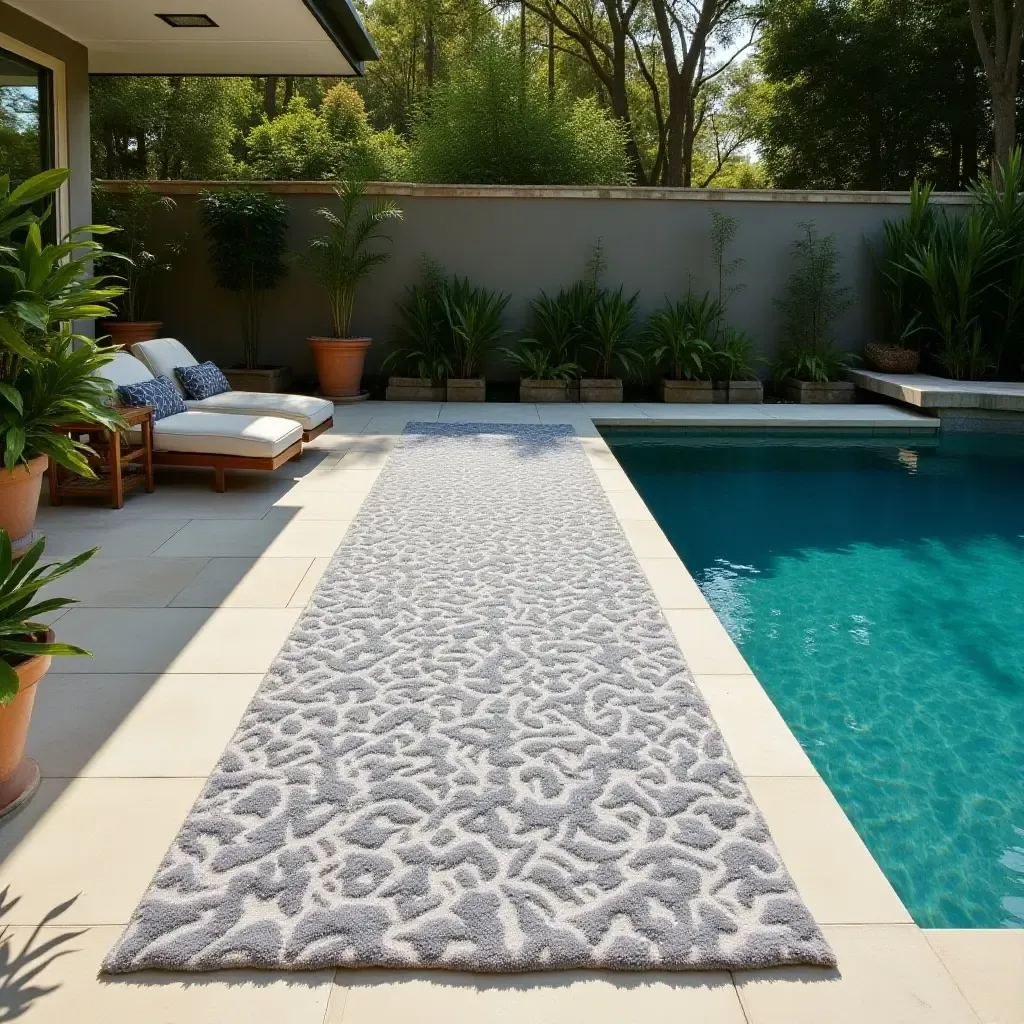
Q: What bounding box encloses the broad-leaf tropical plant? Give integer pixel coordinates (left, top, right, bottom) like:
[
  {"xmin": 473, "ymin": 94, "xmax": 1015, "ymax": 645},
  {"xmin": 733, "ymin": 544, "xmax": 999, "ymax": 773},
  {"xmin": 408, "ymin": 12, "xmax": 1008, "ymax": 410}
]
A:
[
  {"xmin": 441, "ymin": 277, "xmax": 510, "ymax": 378},
  {"xmin": 0, "ymin": 168, "xmax": 125, "ymax": 475},
  {"xmin": 645, "ymin": 290, "xmax": 724, "ymax": 381},
  {"xmin": 382, "ymin": 258, "xmax": 452, "ymax": 381},
  {"xmin": 0, "ymin": 530, "xmax": 96, "ymax": 705},
  {"xmin": 299, "ymin": 179, "xmax": 403, "ymax": 338},
  {"xmin": 585, "ymin": 287, "xmax": 640, "ymax": 379},
  {"xmin": 501, "ymin": 340, "xmax": 580, "ymax": 382}
]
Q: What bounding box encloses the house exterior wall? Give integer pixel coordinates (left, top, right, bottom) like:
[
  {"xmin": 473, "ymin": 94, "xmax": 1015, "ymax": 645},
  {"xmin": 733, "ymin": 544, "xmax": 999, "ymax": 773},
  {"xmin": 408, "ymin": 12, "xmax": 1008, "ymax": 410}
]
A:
[
  {"xmin": 113, "ymin": 182, "xmax": 973, "ymax": 383},
  {"xmin": 0, "ymin": 2, "xmax": 91, "ymax": 229}
]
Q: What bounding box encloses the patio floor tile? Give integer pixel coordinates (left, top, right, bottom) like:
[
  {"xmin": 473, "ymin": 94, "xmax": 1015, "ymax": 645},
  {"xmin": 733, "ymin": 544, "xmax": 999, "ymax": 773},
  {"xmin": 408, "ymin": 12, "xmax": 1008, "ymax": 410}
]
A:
[
  {"xmin": 693, "ymin": 674, "xmax": 817, "ymax": 777},
  {"xmin": 40, "ymin": 556, "xmax": 209, "ymax": 607},
  {"xmin": 330, "ymin": 970, "xmax": 745, "ymax": 1024},
  {"xmin": 169, "ymin": 556, "xmax": 315, "ymax": 607},
  {"xmin": 286, "ymin": 468, "xmax": 382, "ymax": 494},
  {"xmin": 289, "ymin": 557, "xmax": 332, "ymax": 607},
  {"xmin": 0, "ymin": 777, "xmax": 204, "ymax": 925},
  {"xmin": 151, "ymin": 517, "xmax": 352, "ymax": 557},
  {"xmin": 37, "ymin": 519, "xmax": 191, "ymax": 558},
  {"xmin": 0, "ymin": 925, "xmax": 334, "ymax": 1024},
  {"xmin": 924, "ymin": 928, "xmax": 1024, "ymax": 1024},
  {"xmin": 734, "ymin": 925, "xmax": 980, "ymax": 1024},
  {"xmin": 638, "ymin": 557, "xmax": 710, "ymax": 609},
  {"xmin": 662, "ymin": 608, "xmax": 753, "ymax": 675},
  {"xmin": 29, "ymin": 673, "xmax": 261, "ymax": 778},
  {"xmin": 745, "ymin": 777, "xmax": 913, "ymax": 925},
  {"xmin": 52, "ymin": 607, "xmax": 301, "ymax": 674}
]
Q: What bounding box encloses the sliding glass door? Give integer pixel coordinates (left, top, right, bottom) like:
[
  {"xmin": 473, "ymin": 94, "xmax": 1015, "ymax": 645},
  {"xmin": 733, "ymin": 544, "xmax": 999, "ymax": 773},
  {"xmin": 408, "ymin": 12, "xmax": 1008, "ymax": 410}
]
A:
[{"xmin": 0, "ymin": 47, "xmax": 54, "ymax": 186}]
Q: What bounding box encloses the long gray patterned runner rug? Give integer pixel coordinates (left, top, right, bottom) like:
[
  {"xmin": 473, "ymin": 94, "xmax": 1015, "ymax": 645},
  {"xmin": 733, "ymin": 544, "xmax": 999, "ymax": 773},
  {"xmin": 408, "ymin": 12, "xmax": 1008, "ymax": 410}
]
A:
[{"xmin": 105, "ymin": 422, "xmax": 835, "ymax": 974}]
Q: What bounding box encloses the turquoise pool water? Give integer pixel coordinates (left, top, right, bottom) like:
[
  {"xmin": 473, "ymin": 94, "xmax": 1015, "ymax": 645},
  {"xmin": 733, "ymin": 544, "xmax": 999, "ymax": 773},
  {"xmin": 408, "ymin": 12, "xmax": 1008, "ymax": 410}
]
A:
[{"xmin": 603, "ymin": 428, "xmax": 1024, "ymax": 929}]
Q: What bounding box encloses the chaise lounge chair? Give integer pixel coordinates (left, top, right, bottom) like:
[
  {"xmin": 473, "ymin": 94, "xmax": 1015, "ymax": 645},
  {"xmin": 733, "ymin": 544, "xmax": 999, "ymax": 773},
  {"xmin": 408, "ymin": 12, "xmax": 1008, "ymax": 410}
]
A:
[
  {"xmin": 103, "ymin": 352, "xmax": 304, "ymax": 492},
  {"xmin": 131, "ymin": 338, "xmax": 335, "ymax": 443}
]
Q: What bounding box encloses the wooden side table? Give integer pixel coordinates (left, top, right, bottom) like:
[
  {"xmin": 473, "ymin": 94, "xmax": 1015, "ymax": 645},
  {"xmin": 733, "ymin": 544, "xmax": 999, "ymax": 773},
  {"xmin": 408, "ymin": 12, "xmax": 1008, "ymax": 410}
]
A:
[{"xmin": 48, "ymin": 405, "xmax": 155, "ymax": 509}]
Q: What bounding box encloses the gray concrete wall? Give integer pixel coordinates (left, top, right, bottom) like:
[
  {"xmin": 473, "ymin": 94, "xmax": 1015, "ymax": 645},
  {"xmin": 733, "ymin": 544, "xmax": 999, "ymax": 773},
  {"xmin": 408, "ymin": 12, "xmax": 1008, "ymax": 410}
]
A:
[
  {"xmin": 0, "ymin": 2, "xmax": 92, "ymax": 228},
  {"xmin": 118, "ymin": 183, "xmax": 972, "ymax": 383}
]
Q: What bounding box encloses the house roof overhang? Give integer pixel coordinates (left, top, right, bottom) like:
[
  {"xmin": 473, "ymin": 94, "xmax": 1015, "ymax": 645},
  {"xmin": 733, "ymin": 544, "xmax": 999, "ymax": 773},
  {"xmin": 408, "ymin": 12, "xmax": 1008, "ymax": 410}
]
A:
[{"xmin": 3, "ymin": 0, "xmax": 379, "ymax": 75}]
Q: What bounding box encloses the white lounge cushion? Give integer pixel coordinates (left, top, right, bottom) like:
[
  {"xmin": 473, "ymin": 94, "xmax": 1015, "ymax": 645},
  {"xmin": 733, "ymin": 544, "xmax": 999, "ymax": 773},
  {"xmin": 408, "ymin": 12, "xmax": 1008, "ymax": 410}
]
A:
[
  {"xmin": 103, "ymin": 352, "xmax": 155, "ymax": 388},
  {"xmin": 185, "ymin": 391, "xmax": 334, "ymax": 431},
  {"xmin": 153, "ymin": 412, "xmax": 302, "ymax": 459},
  {"xmin": 132, "ymin": 338, "xmax": 198, "ymax": 395}
]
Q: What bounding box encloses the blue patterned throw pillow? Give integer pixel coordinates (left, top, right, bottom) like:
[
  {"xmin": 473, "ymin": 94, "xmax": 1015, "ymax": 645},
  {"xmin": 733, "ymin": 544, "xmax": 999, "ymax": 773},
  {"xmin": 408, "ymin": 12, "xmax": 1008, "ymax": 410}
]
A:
[
  {"xmin": 116, "ymin": 375, "xmax": 187, "ymax": 421},
  {"xmin": 175, "ymin": 361, "xmax": 231, "ymax": 401}
]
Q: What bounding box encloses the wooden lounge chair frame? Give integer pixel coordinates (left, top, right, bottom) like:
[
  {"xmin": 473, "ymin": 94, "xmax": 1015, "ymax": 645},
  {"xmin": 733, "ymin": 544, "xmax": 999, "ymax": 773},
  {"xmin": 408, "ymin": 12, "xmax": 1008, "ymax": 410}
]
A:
[
  {"xmin": 152, "ymin": 439, "xmax": 303, "ymax": 492},
  {"xmin": 303, "ymin": 417, "xmax": 333, "ymax": 443}
]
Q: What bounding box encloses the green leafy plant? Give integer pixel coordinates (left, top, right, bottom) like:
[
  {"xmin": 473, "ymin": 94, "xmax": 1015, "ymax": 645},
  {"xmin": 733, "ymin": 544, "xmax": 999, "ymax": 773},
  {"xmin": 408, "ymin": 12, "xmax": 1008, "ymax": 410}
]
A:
[
  {"xmin": 903, "ymin": 210, "xmax": 1006, "ymax": 380},
  {"xmin": 92, "ymin": 182, "xmax": 186, "ymax": 323},
  {"xmin": 501, "ymin": 340, "xmax": 580, "ymax": 382},
  {"xmin": 441, "ymin": 277, "xmax": 510, "ymax": 379},
  {"xmin": 298, "ymin": 179, "xmax": 402, "ymax": 339},
  {"xmin": 774, "ymin": 221, "xmax": 854, "ymax": 382},
  {"xmin": 198, "ymin": 188, "xmax": 289, "ymax": 370},
  {"xmin": 710, "ymin": 328, "xmax": 757, "ymax": 382},
  {"xmin": 0, "ymin": 531, "xmax": 96, "ymax": 705},
  {"xmin": 0, "ymin": 169, "xmax": 125, "ymax": 475},
  {"xmin": 710, "ymin": 211, "xmax": 745, "ymax": 331},
  {"xmin": 645, "ymin": 291, "xmax": 723, "ymax": 381},
  {"xmin": 383, "ymin": 257, "xmax": 452, "ymax": 381},
  {"xmin": 585, "ymin": 287, "xmax": 640, "ymax": 379}
]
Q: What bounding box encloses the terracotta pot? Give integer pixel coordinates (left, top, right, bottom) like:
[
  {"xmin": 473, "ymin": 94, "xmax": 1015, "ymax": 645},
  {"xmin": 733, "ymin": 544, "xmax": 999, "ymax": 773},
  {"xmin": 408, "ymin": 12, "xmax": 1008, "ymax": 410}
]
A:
[
  {"xmin": 0, "ymin": 454, "xmax": 47, "ymax": 558},
  {"xmin": 310, "ymin": 337, "xmax": 371, "ymax": 399},
  {"xmin": 0, "ymin": 630, "xmax": 52, "ymax": 821},
  {"xmin": 104, "ymin": 321, "xmax": 163, "ymax": 349}
]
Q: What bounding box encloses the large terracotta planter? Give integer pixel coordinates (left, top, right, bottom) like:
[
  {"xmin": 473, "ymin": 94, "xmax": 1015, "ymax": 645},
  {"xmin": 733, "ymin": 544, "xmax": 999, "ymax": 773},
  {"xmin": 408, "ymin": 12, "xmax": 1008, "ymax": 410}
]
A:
[
  {"xmin": 0, "ymin": 454, "xmax": 47, "ymax": 558},
  {"xmin": 0, "ymin": 630, "xmax": 53, "ymax": 822},
  {"xmin": 104, "ymin": 320, "xmax": 163, "ymax": 349},
  {"xmin": 222, "ymin": 366, "xmax": 292, "ymax": 393},
  {"xmin": 310, "ymin": 337, "xmax": 371, "ymax": 399}
]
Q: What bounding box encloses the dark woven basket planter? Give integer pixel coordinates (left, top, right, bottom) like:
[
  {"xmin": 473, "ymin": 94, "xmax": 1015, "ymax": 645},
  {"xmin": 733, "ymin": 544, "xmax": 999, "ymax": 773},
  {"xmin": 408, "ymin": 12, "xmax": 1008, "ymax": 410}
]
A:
[{"xmin": 863, "ymin": 343, "xmax": 920, "ymax": 374}]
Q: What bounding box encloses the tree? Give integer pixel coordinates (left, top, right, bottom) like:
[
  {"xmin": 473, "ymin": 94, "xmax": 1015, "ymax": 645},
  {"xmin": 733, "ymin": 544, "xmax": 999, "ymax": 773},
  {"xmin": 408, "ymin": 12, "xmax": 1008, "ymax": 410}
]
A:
[
  {"xmin": 754, "ymin": 0, "xmax": 984, "ymax": 190},
  {"xmin": 406, "ymin": 39, "xmax": 630, "ymax": 184},
  {"xmin": 969, "ymin": 0, "xmax": 1024, "ymax": 177}
]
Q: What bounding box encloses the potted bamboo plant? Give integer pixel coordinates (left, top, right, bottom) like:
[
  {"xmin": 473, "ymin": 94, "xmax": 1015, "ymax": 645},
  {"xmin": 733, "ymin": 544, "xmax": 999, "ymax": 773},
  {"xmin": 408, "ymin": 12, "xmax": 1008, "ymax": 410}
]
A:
[
  {"xmin": 93, "ymin": 181, "xmax": 186, "ymax": 347},
  {"xmin": 442, "ymin": 277, "xmax": 509, "ymax": 402},
  {"xmin": 0, "ymin": 532, "xmax": 97, "ymax": 820},
  {"xmin": 301, "ymin": 179, "xmax": 402, "ymax": 399},
  {"xmin": 198, "ymin": 188, "xmax": 290, "ymax": 392},
  {"xmin": 0, "ymin": 169, "xmax": 125, "ymax": 555}
]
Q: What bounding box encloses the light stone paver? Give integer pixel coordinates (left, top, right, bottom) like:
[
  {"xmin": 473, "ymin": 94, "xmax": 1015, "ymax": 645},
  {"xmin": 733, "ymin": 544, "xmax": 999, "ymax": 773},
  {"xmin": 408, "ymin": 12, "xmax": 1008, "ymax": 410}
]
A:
[{"xmin": 1, "ymin": 400, "xmax": 1002, "ymax": 1024}]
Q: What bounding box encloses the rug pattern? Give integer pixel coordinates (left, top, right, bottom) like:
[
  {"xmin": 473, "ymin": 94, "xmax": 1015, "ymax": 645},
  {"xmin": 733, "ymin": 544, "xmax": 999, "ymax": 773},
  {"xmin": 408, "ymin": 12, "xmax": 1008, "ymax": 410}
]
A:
[{"xmin": 105, "ymin": 422, "xmax": 835, "ymax": 973}]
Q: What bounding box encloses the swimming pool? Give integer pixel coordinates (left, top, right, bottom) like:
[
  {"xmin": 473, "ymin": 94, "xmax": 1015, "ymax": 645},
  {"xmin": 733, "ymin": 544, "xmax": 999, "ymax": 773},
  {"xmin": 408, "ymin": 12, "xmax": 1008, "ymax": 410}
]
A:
[{"xmin": 603, "ymin": 428, "xmax": 1024, "ymax": 929}]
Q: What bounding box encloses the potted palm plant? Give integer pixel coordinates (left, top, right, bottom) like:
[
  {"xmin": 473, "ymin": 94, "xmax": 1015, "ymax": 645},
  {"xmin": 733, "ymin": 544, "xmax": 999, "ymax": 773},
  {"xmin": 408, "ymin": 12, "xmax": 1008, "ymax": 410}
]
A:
[
  {"xmin": 301, "ymin": 179, "xmax": 402, "ymax": 399},
  {"xmin": 0, "ymin": 169, "xmax": 125, "ymax": 555},
  {"xmin": 442, "ymin": 277, "xmax": 509, "ymax": 402},
  {"xmin": 93, "ymin": 181, "xmax": 186, "ymax": 347},
  {"xmin": 198, "ymin": 188, "xmax": 290, "ymax": 392},
  {"xmin": 581, "ymin": 287, "xmax": 640, "ymax": 402},
  {"xmin": 0, "ymin": 531, "xmax": 97, "ymax": 820}
]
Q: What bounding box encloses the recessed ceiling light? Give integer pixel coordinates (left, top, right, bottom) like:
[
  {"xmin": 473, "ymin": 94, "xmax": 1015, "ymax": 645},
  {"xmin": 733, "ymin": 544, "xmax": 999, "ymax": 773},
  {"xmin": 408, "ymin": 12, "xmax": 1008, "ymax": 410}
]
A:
[{"xmin": 156, "ymin": 13, "xmax": 219, "ymax": 28}]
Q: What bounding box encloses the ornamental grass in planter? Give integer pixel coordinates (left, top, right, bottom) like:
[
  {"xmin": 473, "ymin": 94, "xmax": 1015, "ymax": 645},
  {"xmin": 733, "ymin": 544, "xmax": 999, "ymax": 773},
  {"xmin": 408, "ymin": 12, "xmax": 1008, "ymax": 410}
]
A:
[
  {"xmin": 713, "ymin": 329, "xmax": 764, "ymax": 403},
  {"xmin": 646, "ymin": 292, "xmax": 719, "ymax": 403},
  {"xmin": 442, "ymin": 277, "xmax": 509, "ymax": 402},
  {"xmin": 0, "ymin": 169, "xmax": 125, "ymax": 555},
  {"xmin": 198, "ymin": 188, "xmax": 290, "ymax": 392},
  {"xmin": 93, "ymin": 181, "xmax": 186, "ymax": 348},
  {"xmin": 0, "ymin": 532, "xmax": 97, "ymax": 820},
  {"xmin": 383, "ymin": 259, "xmax": 451, "ymax": 401},
  {"xmin": 773, "ymin": 222, "xmax": 855, "ymax": 403},
  {"xmin": 300, "ymin": 179, "xmax": 402, "ymax": 399}
]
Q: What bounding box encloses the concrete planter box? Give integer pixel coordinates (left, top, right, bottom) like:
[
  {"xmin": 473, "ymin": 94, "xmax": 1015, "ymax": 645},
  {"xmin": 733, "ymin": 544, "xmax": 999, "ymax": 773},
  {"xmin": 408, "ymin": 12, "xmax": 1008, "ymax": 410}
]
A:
[
  {"xmin": 520, "ymin": 379, "xmax": 572, "ymax": 403},
  {"xmin": 446, "ymin": 378, "xmax": 486, "ymax": 402},
  {"xmin": 580, "ymin": 378, "xmax": 623, "ymax": 403},
  {"xmin": 783, "ymin": 378, "xmax": 856, "ymax": 404},
  {"xmin": 223, "ymin": 366, "xmax": 291, "ymax": 393},
  {"xmin": 386, "ymin": 377, "xmax": 446, "ymax": 401},
  {"xmin": 726, "ymin": 380, "xmax": 764, "ymax": 404},
  {"xmin": 660, "ymin": 379, "xmax": 716, "ymax": 403}
]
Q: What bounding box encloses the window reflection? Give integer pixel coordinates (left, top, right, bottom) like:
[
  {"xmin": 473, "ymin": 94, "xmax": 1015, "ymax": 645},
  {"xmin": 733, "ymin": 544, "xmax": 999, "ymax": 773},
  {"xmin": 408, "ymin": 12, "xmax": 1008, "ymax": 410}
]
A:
[{"xmin": 0, "ymin": 49, "xmax": 52, "ymax": 186}]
